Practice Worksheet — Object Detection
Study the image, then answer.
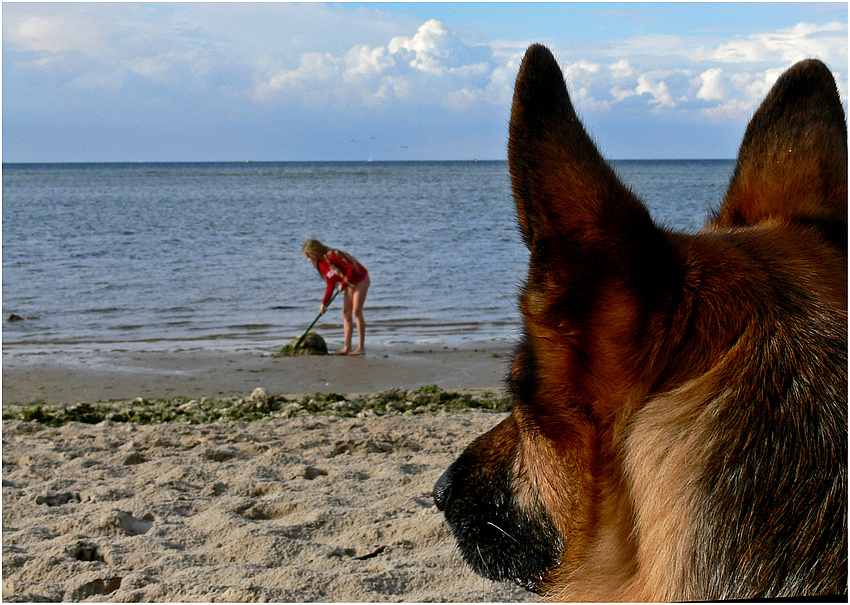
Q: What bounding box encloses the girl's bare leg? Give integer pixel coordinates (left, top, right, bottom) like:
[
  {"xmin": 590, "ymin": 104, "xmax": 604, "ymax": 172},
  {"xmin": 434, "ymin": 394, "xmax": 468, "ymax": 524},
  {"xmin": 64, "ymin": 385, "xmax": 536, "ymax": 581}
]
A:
[
  {"xmin": 336, "ymin": 287, "xmax": 354, "ymax": 354},
  {"xmin": 349, "ymin": 278, "xmax": 369, "ymax": 355}
]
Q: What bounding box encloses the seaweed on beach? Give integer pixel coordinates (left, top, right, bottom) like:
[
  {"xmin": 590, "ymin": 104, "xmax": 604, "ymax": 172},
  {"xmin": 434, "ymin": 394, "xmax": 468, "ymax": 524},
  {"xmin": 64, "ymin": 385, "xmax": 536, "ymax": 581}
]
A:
[
  {"xmin": 2, "ymin": 385, "xmax": 511, "ymax": 426},
  {"xmin": 274, "ymin": 331, "xmax": 328, "ymax": 356}
]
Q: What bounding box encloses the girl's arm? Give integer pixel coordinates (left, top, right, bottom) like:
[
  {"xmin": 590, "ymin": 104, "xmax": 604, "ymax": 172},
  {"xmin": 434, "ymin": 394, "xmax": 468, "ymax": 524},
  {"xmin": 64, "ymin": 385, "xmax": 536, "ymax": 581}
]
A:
[{"xmin": 321, "ymin": 279, "xmax": 336, "ymax": 306}]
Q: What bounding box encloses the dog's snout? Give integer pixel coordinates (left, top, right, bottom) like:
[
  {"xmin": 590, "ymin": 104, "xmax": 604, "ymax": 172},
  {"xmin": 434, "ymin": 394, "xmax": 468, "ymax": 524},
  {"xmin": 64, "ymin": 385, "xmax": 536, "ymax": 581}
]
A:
[{"xmin": 433, "ymin": 465, "xmax": 453, "ymax": 511}]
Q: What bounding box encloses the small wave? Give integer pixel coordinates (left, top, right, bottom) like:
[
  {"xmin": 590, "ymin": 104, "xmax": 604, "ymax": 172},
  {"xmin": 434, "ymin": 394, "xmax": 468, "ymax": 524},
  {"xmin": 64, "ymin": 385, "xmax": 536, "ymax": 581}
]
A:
[
  {"xmin": 226, "ymin": 323, "xmax": 277, "ymax": 331},
  {"xmin": 156, "ymin": 306, "xmax": 198, "ymax": 314},
  {"xmin": 81, "ymin": 307, "xmax": 123, "ymax": 314}
]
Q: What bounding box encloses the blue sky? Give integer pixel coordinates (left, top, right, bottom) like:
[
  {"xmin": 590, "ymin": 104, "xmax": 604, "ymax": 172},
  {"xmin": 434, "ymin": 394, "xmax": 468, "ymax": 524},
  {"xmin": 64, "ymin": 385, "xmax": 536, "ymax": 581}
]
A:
[{"xmin": 3, "ymin": 2, "xmax": 847, "ymax": 162}]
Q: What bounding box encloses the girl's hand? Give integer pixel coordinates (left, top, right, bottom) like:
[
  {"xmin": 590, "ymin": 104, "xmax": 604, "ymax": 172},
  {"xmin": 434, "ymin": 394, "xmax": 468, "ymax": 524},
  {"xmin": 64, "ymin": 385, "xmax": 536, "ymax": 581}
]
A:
[{"xmin": 320, "ymin": 304, "xmax": 327, "ymax": 314}]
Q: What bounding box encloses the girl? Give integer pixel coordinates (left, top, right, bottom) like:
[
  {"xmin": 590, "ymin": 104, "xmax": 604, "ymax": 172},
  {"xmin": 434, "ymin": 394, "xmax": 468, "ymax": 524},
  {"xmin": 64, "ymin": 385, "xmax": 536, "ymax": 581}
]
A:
[{"xmin": 302, "ymin": 239, "xmax": 370, "ymax": 355}]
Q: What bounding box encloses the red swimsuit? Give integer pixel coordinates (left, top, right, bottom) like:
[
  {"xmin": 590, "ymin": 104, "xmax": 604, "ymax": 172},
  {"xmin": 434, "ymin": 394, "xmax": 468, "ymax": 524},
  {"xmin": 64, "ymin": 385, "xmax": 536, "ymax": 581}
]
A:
[{"xmin": 317, "ymin": 250, "xmax": 369, "ymax": 305}]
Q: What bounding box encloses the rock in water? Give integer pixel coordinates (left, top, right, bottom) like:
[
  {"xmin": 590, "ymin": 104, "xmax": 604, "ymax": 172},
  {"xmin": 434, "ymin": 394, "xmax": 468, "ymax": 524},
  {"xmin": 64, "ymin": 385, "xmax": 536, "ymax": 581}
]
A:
[{"xmin": 277, "ymin": 332, "xmax": 328, "ymax": 356}]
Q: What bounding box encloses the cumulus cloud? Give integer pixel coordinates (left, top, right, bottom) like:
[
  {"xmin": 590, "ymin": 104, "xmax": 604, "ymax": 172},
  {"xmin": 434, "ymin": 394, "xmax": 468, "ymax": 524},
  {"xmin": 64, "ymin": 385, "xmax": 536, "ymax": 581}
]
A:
[
  {"xmin": 696, "ymin": 68, "xmax": 726, "ymax": 102},
  {"xmin": 609, "ymin": 60, "xmax": 635, "ymax": 79},
  {"xmin": 635, "ymin": 74, "xmax": 675, "ymax": 109},
  {"xmin": 711, "ymin": 21, "xmax": 847, "ymax": 65},
  {"xmin": 388, "ymin": 19, "xmax": 452, "ymax": 74},
  {"xmin": 253, "ymin": 52, "xmax": 340, "ymax": 100},
  {"xmin": 9, "ymin": 14, "xmax": 105, "ymax": 55},
  {"xmin": 344, "ymin": 45, "xmax": 394, "ymax": 79},
  {"xmin": 693, "ymin": 66, "xmax": 791, "ymax": 120},
  {"xmin": 251, "ymin": 18, "xmax": 503, "ymax": 114},
  {"xmin": 557, "ymin": 20, "xmax": 847, "ymax": 123}
]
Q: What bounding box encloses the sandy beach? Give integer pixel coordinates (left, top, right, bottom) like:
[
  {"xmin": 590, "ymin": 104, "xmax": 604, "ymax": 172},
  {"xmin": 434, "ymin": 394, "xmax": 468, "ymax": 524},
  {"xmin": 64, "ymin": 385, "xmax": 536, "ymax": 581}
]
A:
[{"xmin": 2, "ymin": 343, "xmax": 534, "ymax": 602}]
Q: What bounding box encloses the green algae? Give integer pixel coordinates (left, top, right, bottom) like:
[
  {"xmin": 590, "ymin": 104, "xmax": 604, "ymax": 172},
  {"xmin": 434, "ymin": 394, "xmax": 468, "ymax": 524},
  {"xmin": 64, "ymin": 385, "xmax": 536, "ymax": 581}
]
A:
[{"xmin": 2, "ymin": 385, "xmax": 511, "ymax": 426}]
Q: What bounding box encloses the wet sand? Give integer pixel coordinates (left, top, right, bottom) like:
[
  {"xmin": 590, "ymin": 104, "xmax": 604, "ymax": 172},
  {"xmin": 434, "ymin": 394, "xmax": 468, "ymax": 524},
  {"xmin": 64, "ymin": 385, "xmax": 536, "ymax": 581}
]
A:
[{"xmin": 2, "ymin": 342, "xmax": 514, "ymax": 405}]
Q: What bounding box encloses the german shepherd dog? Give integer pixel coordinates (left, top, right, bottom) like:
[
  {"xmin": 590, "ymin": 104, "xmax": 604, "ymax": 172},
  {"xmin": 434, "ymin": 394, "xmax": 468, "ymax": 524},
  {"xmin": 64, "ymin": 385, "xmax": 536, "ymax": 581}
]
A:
[{"xmin": 434, "ymin": 44, "xmax": 847, "ymax": 601}]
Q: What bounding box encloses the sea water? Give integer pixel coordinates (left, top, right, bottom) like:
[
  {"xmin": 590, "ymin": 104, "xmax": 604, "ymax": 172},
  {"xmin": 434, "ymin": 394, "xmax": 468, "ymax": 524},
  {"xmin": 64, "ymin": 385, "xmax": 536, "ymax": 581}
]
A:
[{"xmin": 2, "ymin": 160, "xmax": 734, "ymax": 359}]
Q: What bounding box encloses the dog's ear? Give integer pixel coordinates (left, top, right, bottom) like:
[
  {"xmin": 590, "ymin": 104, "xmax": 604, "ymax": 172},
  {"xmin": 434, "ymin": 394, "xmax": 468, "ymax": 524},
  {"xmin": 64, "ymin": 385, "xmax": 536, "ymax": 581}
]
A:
[
  {"xmin": 509, "ymin": 44, "xmax": 658, "ymax": 261},
  {"xmin": 716, "ymin": 59, "xmax": 847, "ymax": 228},
  {"xmin": 508, "ymin": 45, "xmax": 673, "ymax": 413}
]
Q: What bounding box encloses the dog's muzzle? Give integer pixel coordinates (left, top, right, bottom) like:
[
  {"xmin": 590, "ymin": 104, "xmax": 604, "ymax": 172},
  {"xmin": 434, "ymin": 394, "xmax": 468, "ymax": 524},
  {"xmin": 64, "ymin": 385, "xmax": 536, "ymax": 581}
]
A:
[
  {"xmin": 432, "ymin": 464, "xmax": 453, "ymax": 511},
  {"xmin": 432, "ymin": 447, "xmax": 562, "ymax": 594}
]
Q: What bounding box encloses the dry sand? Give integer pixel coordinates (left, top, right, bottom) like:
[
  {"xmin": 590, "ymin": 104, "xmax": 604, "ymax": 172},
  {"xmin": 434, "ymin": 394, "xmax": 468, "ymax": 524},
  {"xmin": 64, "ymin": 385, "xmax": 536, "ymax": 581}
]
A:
[{"xmin": 2, "ymin": 343, "xmax": 534, "ymax": 602}]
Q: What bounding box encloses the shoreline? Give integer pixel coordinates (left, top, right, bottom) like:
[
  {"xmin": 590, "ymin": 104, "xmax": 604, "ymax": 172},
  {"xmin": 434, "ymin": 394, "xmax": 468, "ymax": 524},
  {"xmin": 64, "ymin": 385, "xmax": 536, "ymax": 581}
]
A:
[{"xmin": 2, "ymin": 341, "xmax": 515, "ymax": 406}]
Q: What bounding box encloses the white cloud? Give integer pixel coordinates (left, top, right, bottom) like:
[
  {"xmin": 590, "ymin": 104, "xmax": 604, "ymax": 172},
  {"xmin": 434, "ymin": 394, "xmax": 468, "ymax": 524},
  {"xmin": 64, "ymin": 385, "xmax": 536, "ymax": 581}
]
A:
[
  {"xmin": 444, "ymin": 87, "xmax": 480, "ymax": 111},
  {"xmin": 696, "ymin": 67, "xmax": 789, "ymax": 120},
  {"xmin": 555, "ymin": 20, "xmax": 847, "ymax": 124},
  {"xmin": 635, "ymin": 73, "xmax": 675, "ymax": 109},
  {"xmin": 610, "ymin": 86, "xmax": 636, "ymax": 103},
  {"xmin": 711, "ymin": 21, "xmax": 847, "ymax": 65},
  {"xmin": 609, "ymin": 60, "xmax": 635, "ymax": 79},
  {"xmin": 388, "ymin": 19, "xmax": 452, "ymax": 74},
  {"xmin": 696, "ymin": 68, "xmax": 727, "ymax": 102},
  {"xmin": 252, "ymin": 52, "xmax": 340, "ymax": 101},
  {"xmin": 343, "ymin": 44, "xmax": 395, "ymax": 79},
  {"xmin": 251, "ymin": 19, "xmax": 507, "ymax": 114},
  {"xmin": 10, "ymin": 15, "xmax": 106, "ymax": 55},
  {"xmin": 8, "ymin": 2, "xmax": 844, "ymax": 125},
  {"xmin": 576, "ymin": 86, "xmax": 611, "ymax": 112},
  {"xmin": 564, "ymin": 59, "xmax": 601, "ymax": 79},
  {"xmin": 485, "ymin": 64, "xmax": 516, "ymax": 105}
]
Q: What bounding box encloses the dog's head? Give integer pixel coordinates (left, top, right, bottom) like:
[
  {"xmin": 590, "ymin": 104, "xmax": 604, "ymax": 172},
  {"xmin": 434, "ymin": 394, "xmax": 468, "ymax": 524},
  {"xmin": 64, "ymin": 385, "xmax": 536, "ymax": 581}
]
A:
[{"xmin": 435, "ymin": 45, "xmax": 846, "ymax": 600}]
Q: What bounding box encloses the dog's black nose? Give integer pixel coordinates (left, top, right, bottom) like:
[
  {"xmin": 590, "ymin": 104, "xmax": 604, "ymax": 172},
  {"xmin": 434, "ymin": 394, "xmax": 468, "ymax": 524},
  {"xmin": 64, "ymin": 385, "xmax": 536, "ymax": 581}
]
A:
[{"xmin": 433, "ymin": 465, "xmax": 453, "ymax": 511}]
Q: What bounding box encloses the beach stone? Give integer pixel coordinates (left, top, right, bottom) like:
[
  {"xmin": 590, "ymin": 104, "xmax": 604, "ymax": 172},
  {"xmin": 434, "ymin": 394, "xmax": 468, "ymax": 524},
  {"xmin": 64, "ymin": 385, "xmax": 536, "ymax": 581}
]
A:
[
  {"xmin": 303, "ymin": 466, "xmax": 328, "ymax": 480},
  {"xmin": 122, "ymin": 452, "xmax": 147, "ymax": 465},
  {"xmin": 200, "ymin": 447, "xmax": 238, "ymax": 463},
  {"xmin": 35, "ymin": 492, "xmax": 81, "ymax": 507},
  {"xmin": 277, "ymin": 331, "xmax": 328, "ymax": 356}
]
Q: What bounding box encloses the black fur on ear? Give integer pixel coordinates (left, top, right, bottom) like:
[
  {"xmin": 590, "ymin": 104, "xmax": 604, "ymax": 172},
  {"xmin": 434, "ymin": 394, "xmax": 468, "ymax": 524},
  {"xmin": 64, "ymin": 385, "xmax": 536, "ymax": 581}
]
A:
[
  {"xmin": 507, "ymin": 44, "xmax": 676, "ymax": 350},
  {"xmin": 509, "ymin": 44, "xmax": 653, "ymax": 255}
]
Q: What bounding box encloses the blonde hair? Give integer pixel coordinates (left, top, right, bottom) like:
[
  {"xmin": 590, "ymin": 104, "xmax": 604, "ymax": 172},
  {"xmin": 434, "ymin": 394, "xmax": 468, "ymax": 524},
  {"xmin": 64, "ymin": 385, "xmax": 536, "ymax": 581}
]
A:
[
  {"xmin": 303, "ymin": 239, "xmax": 330, "ymax": 274},
  {"xmin": 304, "ymin": 239, "xmax": 366, "ymax": 282},
  {"xmin": 303, "ymin": 239, "xmax": 330, "ymax": 258}
]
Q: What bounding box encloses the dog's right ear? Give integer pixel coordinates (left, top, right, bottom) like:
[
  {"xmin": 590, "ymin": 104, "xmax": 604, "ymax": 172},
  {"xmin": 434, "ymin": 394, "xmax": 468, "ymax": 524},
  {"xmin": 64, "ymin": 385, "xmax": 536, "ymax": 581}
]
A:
[
  {"xmin": 716, "ymin": 59, "xmax": 847, "ymax": 229},
  {"xmin": 508, "ymin": 44, "xmax": 673, "ymax": 414}
]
